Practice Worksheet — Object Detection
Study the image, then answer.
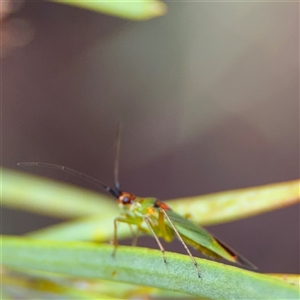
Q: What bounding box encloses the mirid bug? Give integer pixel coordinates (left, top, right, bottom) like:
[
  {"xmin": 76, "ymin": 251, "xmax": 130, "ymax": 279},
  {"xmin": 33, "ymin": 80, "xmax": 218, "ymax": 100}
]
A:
[{"xmin": 18, "ymin": 125, "xmax": 256, "ymax": 278}]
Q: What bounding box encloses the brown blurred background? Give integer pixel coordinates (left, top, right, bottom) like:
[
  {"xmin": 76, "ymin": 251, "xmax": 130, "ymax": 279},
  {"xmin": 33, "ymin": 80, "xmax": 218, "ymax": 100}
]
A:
[{"xmin": 2, "ymin": 1, "xmax": 299, "ymax": 274}]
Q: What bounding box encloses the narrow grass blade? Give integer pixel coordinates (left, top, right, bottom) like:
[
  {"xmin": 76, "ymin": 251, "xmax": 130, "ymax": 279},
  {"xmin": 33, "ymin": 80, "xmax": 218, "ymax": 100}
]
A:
[
  {"xmin": 27, "ymin": 180, "xmax": 300, "ymax": 242},
  {"xmin": 1, "ymin": 168, "xmax": 116, "ymax": 218},
  {"xmin": 2, "ymin": 269, "xmax": 194, "ymax": 299},
  {"xmin": 2, "ymin": 236, "xmax": 299, "ymax": 299},
  {"xmin": 2, "ymin": 273, "xmax": 113, "ymax": 299},
  {"xmin": 51, "ymin": 0, "xmax": 167, "ymax": 20},
  {"xmin": 268, "ymin": 274, "xmax": 300, "ymax": 286},
  {"xmin": 3, "ymin": 168, "xmax": 299, "ymax": 243},
  {"xmin": 27, "ymin": 215, "xmax": 130, "ymax": 242},
  {"xmin": 168, "ymin": 180, "xmax": 300, "ymax": 225}
]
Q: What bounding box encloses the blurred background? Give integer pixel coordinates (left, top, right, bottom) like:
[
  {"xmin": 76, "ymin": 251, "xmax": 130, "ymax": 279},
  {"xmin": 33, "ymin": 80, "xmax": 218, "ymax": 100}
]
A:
[{"xmin": 2, "ymin": 1, "xmax": 299, "ymax": 274}]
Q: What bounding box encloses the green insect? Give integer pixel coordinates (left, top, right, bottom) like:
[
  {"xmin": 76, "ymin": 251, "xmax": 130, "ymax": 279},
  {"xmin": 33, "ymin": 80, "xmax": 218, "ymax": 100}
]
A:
[{"xmin": 18, "ymin": 126, "xmax": 256, "ymax": 277}]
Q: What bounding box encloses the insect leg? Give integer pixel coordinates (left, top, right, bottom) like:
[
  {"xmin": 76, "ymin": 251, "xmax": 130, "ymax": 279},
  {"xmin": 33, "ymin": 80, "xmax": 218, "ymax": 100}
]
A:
[
  {"xmin": 144, "ymin": 217, "xmax": 166, "ymax": 264},
  {"xmin": 112, "ymin": 217, "xmax": 141, "ymax": 257},
  {"xmin": 112, "ymin": 217, "xmax": 128, "ymax": 257},
  {"xmin": 160, "ymin": 209, "xmax": 201, "ymax": 278},
  {"xmin": 129, "ymin": 224, "xmax": 139, "ymax": 247}
]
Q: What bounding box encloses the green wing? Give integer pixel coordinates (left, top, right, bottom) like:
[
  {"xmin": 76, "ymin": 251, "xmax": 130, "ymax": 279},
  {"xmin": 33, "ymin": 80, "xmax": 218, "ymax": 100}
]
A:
[{"xmin": 164, "ymin": 209, "xmax": 256, "ymax": 269}]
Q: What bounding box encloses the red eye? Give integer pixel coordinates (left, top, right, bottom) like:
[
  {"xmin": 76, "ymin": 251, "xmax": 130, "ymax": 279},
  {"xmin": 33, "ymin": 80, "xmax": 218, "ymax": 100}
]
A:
[
  {"xmin": 118, "ymin": 192, "xmax": 135, "ymax": 205},
  {"xmin": 122, "ymin": 196, "xmax": 131, "ymax": 204}
]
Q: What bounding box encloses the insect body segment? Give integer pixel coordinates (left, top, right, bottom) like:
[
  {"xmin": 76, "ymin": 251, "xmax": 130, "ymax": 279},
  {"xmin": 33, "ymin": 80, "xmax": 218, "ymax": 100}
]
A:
[
  {"xmin": 114, "ymin": 193, "xmax": 256, "ymax": 276},
  {"xmin": 119, "ymin": 191, "xmax": 256, "ymax": 270}
]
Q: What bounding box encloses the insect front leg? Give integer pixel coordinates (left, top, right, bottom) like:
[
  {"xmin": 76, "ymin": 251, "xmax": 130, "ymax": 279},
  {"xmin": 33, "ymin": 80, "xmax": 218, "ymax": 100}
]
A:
[
  {"xmin": 112, "ymin": 217, "xmax": 139, "ymax": 258},
  {"xmin": 112, "ymin": 217, "xmax": 124, "ymax": 257}
]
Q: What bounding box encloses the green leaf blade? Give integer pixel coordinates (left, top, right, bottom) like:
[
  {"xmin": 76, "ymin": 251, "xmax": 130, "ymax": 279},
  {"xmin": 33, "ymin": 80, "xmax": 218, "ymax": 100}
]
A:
[
  {"xmin": 168, "ymin": 180, "xmax": 300, "ymax": 225},
  {"xmin": 2, "ymin": 236, "xmax": 299, "ymax": 299},
  {"xmin": 2, "ymin": 168, "xmax": 116, "ymax": 218},
  {"xmin": 51, "ymin": 0, "xmax": 167, "ymax": 20},
  {"xmin": 27, "ymin": 215, "xmax": 130, "ymax": 242}
]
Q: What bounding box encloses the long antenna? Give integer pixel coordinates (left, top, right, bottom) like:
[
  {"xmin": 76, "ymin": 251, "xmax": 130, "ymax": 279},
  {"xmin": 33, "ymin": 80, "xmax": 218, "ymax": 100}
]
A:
[
  {"xmin": 114, "ymin": 122, "xmax": 122, "ymax": 193},
  {"xmin": 17, "ymin": 162, "xmax": 120, "ymax": 198}
]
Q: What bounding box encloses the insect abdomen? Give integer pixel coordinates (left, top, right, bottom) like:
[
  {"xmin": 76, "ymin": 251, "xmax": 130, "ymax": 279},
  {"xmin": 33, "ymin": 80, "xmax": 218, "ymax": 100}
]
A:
[{"xmin": 181, "ymin": 235, "xmax": 222, "ymax": 260}]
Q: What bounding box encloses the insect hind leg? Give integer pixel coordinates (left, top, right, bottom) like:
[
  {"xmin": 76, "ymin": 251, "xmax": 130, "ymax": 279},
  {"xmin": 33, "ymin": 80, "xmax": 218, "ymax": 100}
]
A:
[
  {"xmin": 144, "ymin": 217, "xmax": 167, "ymax": 264},
  {"xmin": 160, "ymin": 209, "xmax": 201, "ymax": 278},
  {"xmin": 128, "ymin": 224, "xmax": 139, "ymax": 247}
]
